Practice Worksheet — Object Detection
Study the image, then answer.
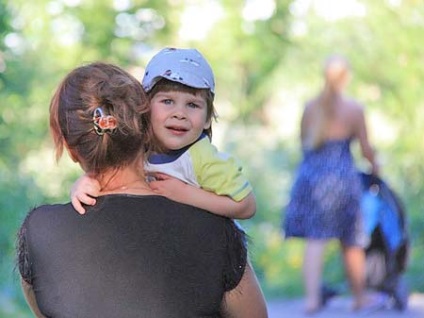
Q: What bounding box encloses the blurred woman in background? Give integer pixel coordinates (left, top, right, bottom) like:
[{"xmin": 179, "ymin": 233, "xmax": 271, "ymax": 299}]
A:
[{"xmin": 283, "ymin": 55, "xmax": 379, "ymax": 314}]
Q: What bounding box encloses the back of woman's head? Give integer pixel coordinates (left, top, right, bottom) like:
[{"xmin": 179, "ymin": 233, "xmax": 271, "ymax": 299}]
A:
[
  {"xmin": 50, "ymin": 62, "xmax": 152, "ymax": 175},
  {"xmin": 323, "ymin": 55, "xmax": 350, "ymax": 92},
  {"xmin": 305, "ymin": 55, "xmax": 351, "ymax": 149}
]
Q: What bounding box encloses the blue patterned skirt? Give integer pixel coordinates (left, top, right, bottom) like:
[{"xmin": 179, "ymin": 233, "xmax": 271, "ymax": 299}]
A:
[{"xmin": 283, "ymin": 139, "xmax": 367, "ymax": 247}]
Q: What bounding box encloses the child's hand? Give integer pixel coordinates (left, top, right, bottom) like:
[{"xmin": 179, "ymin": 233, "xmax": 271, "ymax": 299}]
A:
[
  {"xmin": 70, "ymin": 175, "xmax": 101, "ymax": 214},
  {"xmin": 149, "ymin": 173, "xmax": 190, "ymax": 203}
]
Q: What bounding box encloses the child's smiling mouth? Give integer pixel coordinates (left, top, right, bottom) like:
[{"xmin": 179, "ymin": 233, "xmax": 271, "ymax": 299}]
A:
[{"xmin": 166, "ymin": 125, "xmax": 189, "ymax": 134}]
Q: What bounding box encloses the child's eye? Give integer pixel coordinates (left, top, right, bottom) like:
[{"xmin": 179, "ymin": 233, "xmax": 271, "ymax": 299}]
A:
[
  {"xmin": 162, "ymin": 99, "xmax": 173, "ymax": 105},
  {"xmin": 187, "ymin": 102, "xmax": 200, "ymax": 109}
]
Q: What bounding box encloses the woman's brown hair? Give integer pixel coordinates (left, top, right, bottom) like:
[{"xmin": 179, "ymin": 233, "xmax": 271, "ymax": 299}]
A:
[{"xmin": 49, "ymin": 62, "xmax": 152, "ymax": 176}]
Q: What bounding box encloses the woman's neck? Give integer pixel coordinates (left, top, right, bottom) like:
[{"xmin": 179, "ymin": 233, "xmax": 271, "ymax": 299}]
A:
[{"xmin": 98, "ymin": 166, "xmax": 154, "ymax": 196}]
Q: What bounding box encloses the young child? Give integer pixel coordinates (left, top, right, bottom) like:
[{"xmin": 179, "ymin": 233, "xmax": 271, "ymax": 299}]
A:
[{"xmin": 72, "ymin": 48, "xmax": 256, "ymax": 219}]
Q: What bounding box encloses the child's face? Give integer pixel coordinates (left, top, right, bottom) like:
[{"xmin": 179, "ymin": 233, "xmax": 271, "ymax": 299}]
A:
[{"xmin": 150, "ymin": 90, "xmax": 211, "ymax": 151}]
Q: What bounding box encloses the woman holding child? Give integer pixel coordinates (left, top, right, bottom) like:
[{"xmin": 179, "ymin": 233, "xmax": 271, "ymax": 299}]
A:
[{"xmin": 16, "ymin": 60, "xmax": 267, "ymax": 317}]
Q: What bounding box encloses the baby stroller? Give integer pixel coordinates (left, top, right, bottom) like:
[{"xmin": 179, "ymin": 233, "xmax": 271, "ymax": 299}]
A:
[
  {"xmin": 360, "ymin": 172, "xmax": 410, "ymax": 311},
  {"xmin": 322, "ymin": 172, "xmax": 410, "ymax": 311}
]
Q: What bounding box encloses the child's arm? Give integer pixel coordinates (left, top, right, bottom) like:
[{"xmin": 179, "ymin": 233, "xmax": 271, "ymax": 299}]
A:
[
  {"xmin": 70, "ymin": 174, "xmax": 101, "ymax": 214},
  {"xmin": 149, "ymin": 173, "xmax": 256, "ymax": 219}
]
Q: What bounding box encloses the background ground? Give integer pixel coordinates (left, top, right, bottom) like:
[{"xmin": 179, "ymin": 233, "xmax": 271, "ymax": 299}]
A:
[{"xmin": 267, "ymin": 293, "xmax": 424, "ymax": 317}]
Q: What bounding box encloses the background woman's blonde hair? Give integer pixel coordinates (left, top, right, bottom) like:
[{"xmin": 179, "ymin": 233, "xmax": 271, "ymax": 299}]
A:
[{"xmin": 307, "ymin": 55, "xmax": 350, "ymax": 149}]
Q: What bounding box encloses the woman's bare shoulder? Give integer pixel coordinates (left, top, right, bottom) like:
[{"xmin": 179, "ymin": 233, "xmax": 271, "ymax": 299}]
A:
[
  {"xmin": 344, "ymin": 97, "xmax": 364, "ymax": 111},
  {"xmin": 303, "ymin": 97, "xmax": 320, "ymax": 114},
  {"xmin": 341, "ymin": 97, "xmax": 365, "ymax": 121},
  {"xmin": 305, "ymin": 96, "xmax": 319, "ymax": 107}
]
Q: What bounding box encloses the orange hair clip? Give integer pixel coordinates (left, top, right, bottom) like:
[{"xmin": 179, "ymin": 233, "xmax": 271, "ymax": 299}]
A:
[{"xmin": 93, "ymin": 107, "xmax": 117, "ymax": 135}]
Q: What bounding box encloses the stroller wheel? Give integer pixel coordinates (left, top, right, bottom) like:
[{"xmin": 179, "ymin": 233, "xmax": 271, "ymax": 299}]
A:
[
  {"xmin": 393, "ymin": 277, "xmax": 409, "ymax": 311},
  {"xmin": 320, "ymin": 284, "xmax": 339, "ymax": 306}
]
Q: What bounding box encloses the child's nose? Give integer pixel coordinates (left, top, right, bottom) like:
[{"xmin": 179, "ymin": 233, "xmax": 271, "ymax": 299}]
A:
[{"xmin": 171, "ymin": 104, "xmax": 187, "ymax": 119}]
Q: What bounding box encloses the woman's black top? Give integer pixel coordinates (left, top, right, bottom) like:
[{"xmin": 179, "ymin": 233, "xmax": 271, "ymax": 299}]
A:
[{"xmin": 17, "ymin": 194, "xmax": 247, "ymax": 318}]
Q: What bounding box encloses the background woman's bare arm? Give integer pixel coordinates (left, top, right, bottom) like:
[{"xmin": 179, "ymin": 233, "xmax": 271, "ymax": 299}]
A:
[{"xmin": 353, "ymin": 105, "xmax": 379, "ymax": 174}]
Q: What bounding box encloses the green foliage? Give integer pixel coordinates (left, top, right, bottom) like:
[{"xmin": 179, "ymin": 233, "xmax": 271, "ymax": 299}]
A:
[{"xmin": 1, "ymin": 0, "xmax": 424, "ymax": 315}]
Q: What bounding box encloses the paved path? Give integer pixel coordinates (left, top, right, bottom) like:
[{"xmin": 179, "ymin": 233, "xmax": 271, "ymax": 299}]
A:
[{"xmin": 266, "ymin": 293, "xmax": 424, "ymax": 317}]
